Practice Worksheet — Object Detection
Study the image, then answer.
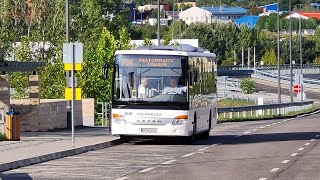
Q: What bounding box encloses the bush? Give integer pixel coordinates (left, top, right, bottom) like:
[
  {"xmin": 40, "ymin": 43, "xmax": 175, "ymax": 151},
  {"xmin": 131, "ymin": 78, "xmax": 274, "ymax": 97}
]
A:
[
  {"xmin": 0, "ymin": 133, "xmax": 6, "ymax": 141},
  {"xmin": 240, "ymin": 78, "xmax": 256, "ymax": 94}
]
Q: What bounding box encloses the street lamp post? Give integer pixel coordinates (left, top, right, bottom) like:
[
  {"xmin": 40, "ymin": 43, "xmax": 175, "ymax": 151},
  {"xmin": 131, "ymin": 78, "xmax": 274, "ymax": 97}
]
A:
[
  {"xmin": 133, "ymin": 8, "xmax": 136, "ymax": 24},
  {"xmin": 299, "ymin": 4, "xmax": 304, "ymax": 102},
  {"xmin": 289, "ymin": 0, "xmax": 294, "ymax": 102},
  {"xmin": 277, "ymin": 0, "xmax": 281, "ymax": 103},
  {"xmin": 157, "ymin": 0, "xmax": 161, "ymax": 46}
]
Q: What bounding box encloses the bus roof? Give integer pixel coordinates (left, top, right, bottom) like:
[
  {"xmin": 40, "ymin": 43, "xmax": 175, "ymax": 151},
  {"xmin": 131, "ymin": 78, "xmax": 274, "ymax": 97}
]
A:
[
  {"xmin": 115, "ymin": 45, "xmax": 216, "ymax": 58},
  {"xmin": 115, "ymin": 49, "xmax": 216, "ymax": 58}
]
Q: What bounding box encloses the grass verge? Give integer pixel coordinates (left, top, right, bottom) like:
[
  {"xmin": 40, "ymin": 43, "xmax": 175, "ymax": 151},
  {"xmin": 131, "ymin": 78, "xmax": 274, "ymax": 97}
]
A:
[
  {"xmin": 218, "ymin": 106, "xmax": 318, "ymax": 123},
  {"xmin": 218, "ymin": 98, "xmax": 256, "ymax": 107}
]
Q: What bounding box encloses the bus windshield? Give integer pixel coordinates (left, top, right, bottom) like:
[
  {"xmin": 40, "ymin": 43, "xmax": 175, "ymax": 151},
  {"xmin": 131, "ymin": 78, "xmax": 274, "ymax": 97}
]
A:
[{"xmin": 113, "ymin": 54, "xmax": 188, "ymax": 103}]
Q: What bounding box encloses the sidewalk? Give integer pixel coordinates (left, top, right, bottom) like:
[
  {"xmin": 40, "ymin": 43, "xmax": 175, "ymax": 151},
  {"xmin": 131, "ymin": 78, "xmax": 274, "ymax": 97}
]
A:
[{"xmin": 0, "ymin": 127, "xmax": 121, "ymax": 172}]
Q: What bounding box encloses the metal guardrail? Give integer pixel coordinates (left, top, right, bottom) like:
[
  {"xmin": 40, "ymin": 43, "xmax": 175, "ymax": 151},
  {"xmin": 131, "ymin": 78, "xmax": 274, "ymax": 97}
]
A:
[
  {"xmin": 96, "ymin": 102, "xmax": 110, "ymax": 127},
  {"xmin": 252, "ymin": 70, "xmax": 320, "ymax": 89},
  {"xmin": 217, "ymin": 101, "xmax": 314, "ymax": 119},
  {"xmin": 218, "ymin": 64, "xmax": 320, "ymax": 71}
]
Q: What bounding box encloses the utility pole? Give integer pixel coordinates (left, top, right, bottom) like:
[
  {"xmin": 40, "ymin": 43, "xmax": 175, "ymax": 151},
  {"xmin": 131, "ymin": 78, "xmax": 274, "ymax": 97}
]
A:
[
  {"xmin": 242, "ymin": 47, "xmax": 244, "ymax": 68},
  {"xmin": 66, "ymin": 0, "xmax": 74, "ymax": 145},
  {"xmin": 172, "ymin": 0, "xmax": 175, "ymax": 41},
  {"xmin": 299, "ymin": 4, "xmax": 304, "ymax": 102},
  {"xmin": 157, "ymin": 0, "xmax": 161, "ymax": 46},
  {"xmin": 253, "ymin": 47, "xmax": 256, "ymax": 69},
  {"xmin": 277, "ymin": 0, "xmax": 281, "ymax": 103},
  {"xmin": 247, "ymin": 47, "xmax": 250, "ymax": 70},
  {"xmin": 289, "ymin": 0, "xmax": 294, "ymax": 102}
]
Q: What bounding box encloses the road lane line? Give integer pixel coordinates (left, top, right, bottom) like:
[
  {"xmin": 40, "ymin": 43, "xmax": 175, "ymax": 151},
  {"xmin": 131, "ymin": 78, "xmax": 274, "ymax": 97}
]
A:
[
  {"xmin": 310, "ymin": 139, "xmax": 315, "ymax": 141},
  {"xmin": 266, "ymin": 125, "xmax": 270, "ymax": 127},
  {"xmin": 259, "ymin": 126, "xmax": 265, "ymax": 129},
  {"xmin": 198, "ymin": 147, "xmax": 210, "ymax": 151},
  {"xmin": 305, "ymin": 143, "xmax": 311, "ymax": 146},
  {"xmin": 161, "ymin": 160, "xmax": 176, "ymax": 165},
  {"xmin": 253, "ymin": 129, "xmax": 259, "ymax": 131},
  {"xmin": 139, "ymin": 167, "xmax": 156, "ymax": 173},
  {"xmin": 115, "ymin": 177, "xmax": 129, "ymax": 180},
  {"xmin": 272, "ymin": 123, "xmax": 277, "ymax": 125},
  {"xmin": 282, "ymin": 160, "xmax": 290, "ymax": 164},
  {"xmin": 182, "ymin": 153, "xmax": 195, "ymax": 157},
  {"xmin": 243, "ymin": 131, "xmax": 250, "ymax": 134},
  {"xmin": 291, "ymin": 153, "xmax": 298, "ymax": 157},
  {"xmin": 270, "ymin": 168, "xmax": 279, "ymax": 172},
  {"xmin": 277, "ymin": 122, "xmax": 282, "ymax": 124},
  {"xmin": 259, "ymin": 178, "xmax": 267, "ymax": 180},
  {"xmin": 298, "ymin": 148, "xmax": 304, "ymax": 151}
]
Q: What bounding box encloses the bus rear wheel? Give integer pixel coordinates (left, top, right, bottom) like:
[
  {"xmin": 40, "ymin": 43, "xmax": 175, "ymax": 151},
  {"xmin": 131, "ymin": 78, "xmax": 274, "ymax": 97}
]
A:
[{"xmin": 120, "ymin": 135, "xmax": 131, "ymax": 142}]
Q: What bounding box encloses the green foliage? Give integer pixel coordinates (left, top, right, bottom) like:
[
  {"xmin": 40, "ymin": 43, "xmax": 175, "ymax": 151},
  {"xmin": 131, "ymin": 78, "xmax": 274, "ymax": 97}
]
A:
[
  {"xmin": 142, "ymin": 38, "xmax": 153, "ymax": 46},
  {"xmin": 118, "ymin": 27, "xmax": 133, "ymax": 50},
  {"xmin": 240, "ymin": 78, "xmax": 256, "ymax": 94},
  {"xmin": 0, "ymin": 132, "xmax": 5, "ymax": 141},
  {"xmin": 221, "ymin": 58, "xmax": 238, "ymax": 66},
  {"xmin": 80, "ymin": 27, "xmax": 117, "ymax": 102},
  {"xmin": 261, "ymin": 48, "xmax": 277, "ymax": 65},
  {"xmin": 314, "ymin": 56, "xmax": 320, "ymax": 64},
  {"xmin": 218, "ymin": 99, "xmax": 255, "ymax": 107}
]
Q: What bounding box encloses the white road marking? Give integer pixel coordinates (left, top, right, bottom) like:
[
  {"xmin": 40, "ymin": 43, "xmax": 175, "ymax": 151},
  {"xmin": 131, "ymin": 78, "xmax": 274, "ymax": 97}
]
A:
[
  {"xmin": 298, "ymin": 148, "xmax": 304, "ymax": 151},
  {"xmin": 282, "ymin": 160, "xmax": 290, "ymax": 164},
  {"xmin": 310, "ymin": 139, "xmax": 315, "ymax": 141},
  {"xmin": 291, "ymin": 153, "xmax": 298, "ymax": 157},
  {"xmin": 139, "ymin": 167, "xmax": 156, "ymax": 173},
  {"xmin": 305, "ymin": 143, "xmax": 311, "ymax": 146},
  {"xmin": 272, "ymin": 123, "xmax": 277, "ymax": 125},
  {"xmin": 259, "ymin": 178, "xmax": 267, "ymax": 180},
  {"xmin": 270, "ymin": 168, "xmax": 279, "ymax": 172},
  {"xmin": 253, "ymin": 129, "xmax": 259, "ymax": 131},
  {"xmin": 182, "ymin": 153, "xmax": 195, "ymax": 157},
  {"xmin": 243, "ymin": 131, "xmax": 250, "ymax": 134},
  {"xmin": 198, "ymin": 147, "xmax": 210, "ymax": 151},
  {"xmin": 316, "ymin": 135, "xmax": 320, "ymax": 138},
  {"xmin": 266, "ymin": 125, "xmax": 270, "ymax": 127},
  {"xmin": 161, "ymin": 160, "xmax": 176, "ymax": 165},
  {"xmin": 259, "ymin": 126, "xmax": 265, "ymax": 129},
  {"xmin": 115, "ymin": 177, "xmax": 129, "ymax": 180},
  {"xmin": 277, "ymin": 122, "xmax": 282, "ymax": 124}
]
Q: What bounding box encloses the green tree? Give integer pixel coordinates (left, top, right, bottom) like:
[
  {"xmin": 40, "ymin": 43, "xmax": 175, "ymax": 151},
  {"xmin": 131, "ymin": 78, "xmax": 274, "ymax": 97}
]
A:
[
  {"xmin": 261, "ymin": 48, "xmax": 277, "ymax": 65},
  {"xmin": 240, "ymin": 78, "xmax": 256, "ymax": 94},
  {"xmin": 142, "ymin": 38, "xmax": 153, "ymax": 46},
  {"xmin": 118, "ymin": 27, "xmax": 133, "ymax": 50},
  {"xmin": 80, "ymin": 27, "xmax": 117, "ymax": 102},
  {"xmin": 314, "ymin": 56, "xmax": 320, "ymax": 64}
]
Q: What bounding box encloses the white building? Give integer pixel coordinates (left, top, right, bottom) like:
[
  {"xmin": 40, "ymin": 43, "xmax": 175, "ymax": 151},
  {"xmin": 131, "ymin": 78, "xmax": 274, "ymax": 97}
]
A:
[{"xmin": 179, "ymin": 6, "xmax": 247, "ymax": 25}]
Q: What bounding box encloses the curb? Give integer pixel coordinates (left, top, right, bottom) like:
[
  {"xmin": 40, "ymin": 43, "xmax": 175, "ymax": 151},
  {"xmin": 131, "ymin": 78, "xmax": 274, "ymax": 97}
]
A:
[{"xmin": 0, "ymin": 138, "xmax": 123, "ymax": 172}]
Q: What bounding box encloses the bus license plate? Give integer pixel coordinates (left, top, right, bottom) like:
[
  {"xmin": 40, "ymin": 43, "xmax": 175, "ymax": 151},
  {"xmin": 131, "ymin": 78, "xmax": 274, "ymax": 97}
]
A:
[{"xmin": 141, "ymin": 128, "xmax": 157, "ymax": 133}]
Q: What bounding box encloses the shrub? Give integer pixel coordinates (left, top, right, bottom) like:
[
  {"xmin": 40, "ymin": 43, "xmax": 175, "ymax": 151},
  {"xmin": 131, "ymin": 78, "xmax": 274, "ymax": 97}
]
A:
[
  {"xmin": 0, "ymin": 133, "xmax": 5, "ymax": 141},
  {"xmin": 240, "ymin": 78, "xmax": 256, "ymax": 94}
]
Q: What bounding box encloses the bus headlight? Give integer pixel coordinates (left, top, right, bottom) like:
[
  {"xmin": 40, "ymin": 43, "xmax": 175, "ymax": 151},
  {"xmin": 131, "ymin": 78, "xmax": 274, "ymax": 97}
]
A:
[
  {"xmin": 172, "ymin": 115, "xmax": 188, "ymax": 125},
  {"xmin": 113, "ymin": 113, "xmax": 126, "ymax": 124}
]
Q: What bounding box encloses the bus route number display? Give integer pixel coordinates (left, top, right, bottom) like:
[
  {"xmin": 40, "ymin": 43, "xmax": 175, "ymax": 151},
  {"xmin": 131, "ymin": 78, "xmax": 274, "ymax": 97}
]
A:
[{"xmin": 118, "ymin": 55, "xmax": 181, "ymax": 68}]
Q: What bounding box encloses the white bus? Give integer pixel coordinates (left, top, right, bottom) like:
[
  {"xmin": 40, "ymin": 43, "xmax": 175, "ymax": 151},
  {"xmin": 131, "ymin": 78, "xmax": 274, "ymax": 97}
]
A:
[{"xmin": 103, "ymin": 45, "xmax": 217, "ymax": 143}]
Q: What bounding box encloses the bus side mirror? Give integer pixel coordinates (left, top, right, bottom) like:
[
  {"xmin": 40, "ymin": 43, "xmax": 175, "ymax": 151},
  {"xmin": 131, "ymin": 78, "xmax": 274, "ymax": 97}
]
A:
[{"xmin": 102, "ymin": 63, "xmax": 108, "ymax": 80}]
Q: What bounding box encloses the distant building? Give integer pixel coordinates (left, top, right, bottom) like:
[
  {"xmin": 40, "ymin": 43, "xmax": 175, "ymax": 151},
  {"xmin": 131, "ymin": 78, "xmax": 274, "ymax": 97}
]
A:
[
  {"xmin": 259, "ymin": 3, "xmax": 278, "ymax": 12},
  {"xmin": 138, "ymin": 4, "xmax": 169, "ymax": 12},
  {"xmin": 164, "ymin": 11, "xmax": 180, "ymax": 20},
  {"xmin": 234, "ymin": 15, "xmax": 259, "ymax": 29},
  {"xmin": 286, "ymin": 12, "xmax": 320, "ymax": 20},
  {"xmin": 179, "ymin": 6, "xmax": 247, "ymax": 25}
]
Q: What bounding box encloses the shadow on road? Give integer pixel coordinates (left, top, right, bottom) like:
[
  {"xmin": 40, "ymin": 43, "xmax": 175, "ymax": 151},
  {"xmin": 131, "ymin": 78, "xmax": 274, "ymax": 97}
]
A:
[
  {"xmin": 128, "ymin": 132, "xmax": 319, "ymax": 146},
  {"xmin": 0, "ymin": 172, "xmax": 33, "ymax": 180}
]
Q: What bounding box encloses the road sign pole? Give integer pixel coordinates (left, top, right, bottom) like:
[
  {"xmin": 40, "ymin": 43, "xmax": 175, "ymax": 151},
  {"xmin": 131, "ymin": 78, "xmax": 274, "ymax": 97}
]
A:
[{"xmin": 71, "ymin": 44, "xmax": 75, "ymax": 145}]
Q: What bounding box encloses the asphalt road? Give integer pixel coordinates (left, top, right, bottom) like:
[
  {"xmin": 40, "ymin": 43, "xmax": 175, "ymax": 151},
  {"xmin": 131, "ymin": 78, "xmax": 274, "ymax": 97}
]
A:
[{"xmin": 1, "ymin": 112, "xmax": 320, "ymax": 180}]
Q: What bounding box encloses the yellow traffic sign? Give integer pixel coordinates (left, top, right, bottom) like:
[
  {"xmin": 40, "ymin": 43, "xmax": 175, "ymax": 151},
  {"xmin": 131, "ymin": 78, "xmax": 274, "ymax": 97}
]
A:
[
  {"xmin": 64, "ymin": 63, "xmax": 82, "ymax": 71},
  {"xmin": 65, "ymin": 88, "xmax": 82, "ymax": 100}
]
